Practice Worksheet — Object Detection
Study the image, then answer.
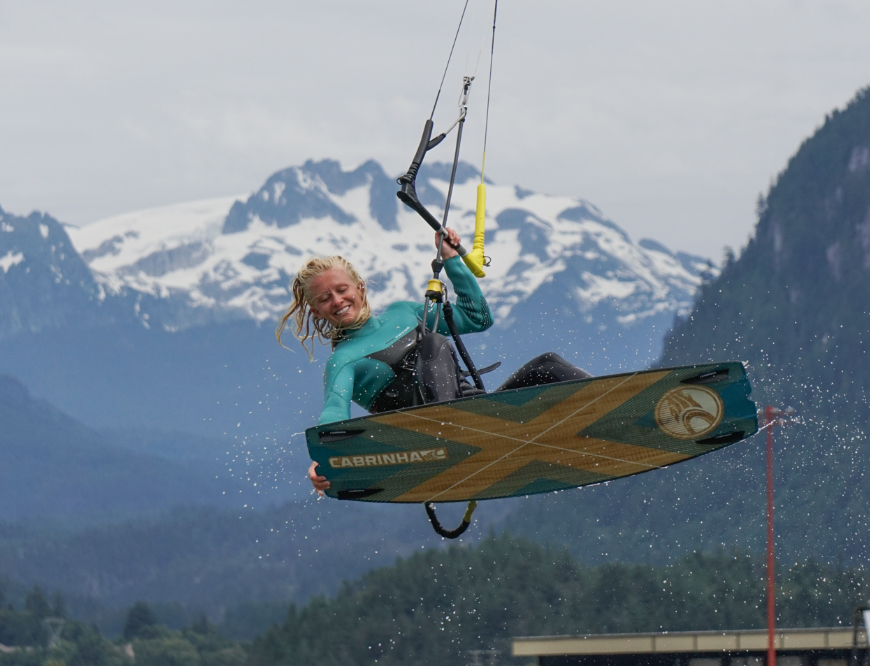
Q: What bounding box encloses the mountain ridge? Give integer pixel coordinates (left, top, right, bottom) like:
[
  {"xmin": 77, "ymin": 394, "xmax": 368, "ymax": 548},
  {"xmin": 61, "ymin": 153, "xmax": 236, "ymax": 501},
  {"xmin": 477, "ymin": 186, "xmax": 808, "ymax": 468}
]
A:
[
  {"xmin": 0, "ymin": 206, "xmax": 131, "ymax": 341},
  {"xmin": 506, "ymin": 86, "xmax": 870, "ymax": 567},
  {"xmin": 63, "ymin": 158, "xmax": 713, "ymax": 336},
  {"xmin": 0, "ymin": 373, "xmax": 264, "ymax": 525},
  {"xmin": 0, "ymin": 157, "xmax": 717, "ymax": 433}
]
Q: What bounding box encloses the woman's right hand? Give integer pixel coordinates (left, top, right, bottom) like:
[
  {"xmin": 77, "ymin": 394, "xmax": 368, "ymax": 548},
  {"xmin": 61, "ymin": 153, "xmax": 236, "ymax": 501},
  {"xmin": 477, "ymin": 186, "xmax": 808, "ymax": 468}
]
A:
[
  {"xmin": 308, "ymin": 460, "xmax": 330, "ymax": 495},
  {"xmin": 437, "ymin": 227, "xmax": 461, "ymax": 259}
]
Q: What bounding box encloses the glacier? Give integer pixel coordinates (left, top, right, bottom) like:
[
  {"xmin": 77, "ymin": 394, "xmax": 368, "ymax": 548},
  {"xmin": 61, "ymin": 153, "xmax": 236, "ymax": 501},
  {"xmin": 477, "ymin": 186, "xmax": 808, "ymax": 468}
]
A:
[{"xmin": 67, "ymin": 159, "xmax": 715, "ymax": 334}]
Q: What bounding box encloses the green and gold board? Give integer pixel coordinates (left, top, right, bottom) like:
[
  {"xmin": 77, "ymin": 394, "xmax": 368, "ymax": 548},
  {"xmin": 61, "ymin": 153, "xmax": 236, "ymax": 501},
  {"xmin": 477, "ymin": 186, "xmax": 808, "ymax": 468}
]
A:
[{"xmin": 305, "ymin": 362, "xmax": 757, "ymax": 503}]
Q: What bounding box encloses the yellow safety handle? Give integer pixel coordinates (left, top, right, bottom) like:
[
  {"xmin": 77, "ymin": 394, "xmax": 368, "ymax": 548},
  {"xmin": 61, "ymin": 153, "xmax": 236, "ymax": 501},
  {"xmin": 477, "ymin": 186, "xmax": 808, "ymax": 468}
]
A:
[{"xmin": 461, "ymin": 183, "xmax": 487, "ymax": 278}]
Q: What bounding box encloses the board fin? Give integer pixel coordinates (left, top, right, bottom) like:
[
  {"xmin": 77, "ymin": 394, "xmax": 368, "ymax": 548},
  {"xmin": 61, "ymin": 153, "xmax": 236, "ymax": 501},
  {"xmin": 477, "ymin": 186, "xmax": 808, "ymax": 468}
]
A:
[
  {"xmin": 681, "ymin": 368, "xmax": 730, "ymax": 385},
  {"xmin": 696, "ymin": 431, "xmax": 745, "ymax": 445},
  {"xmin": 319, "ymin": 430, "xmax": 365, "ymax": 443},
  {"xmin": 337, "ymin": 488, "xmax": 383, "ymax": 500}
]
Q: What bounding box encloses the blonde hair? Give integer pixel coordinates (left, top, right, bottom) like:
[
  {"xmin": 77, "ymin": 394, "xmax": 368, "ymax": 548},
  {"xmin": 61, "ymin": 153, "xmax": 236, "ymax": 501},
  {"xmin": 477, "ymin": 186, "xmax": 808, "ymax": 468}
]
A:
[{"xmin": 276, "ymin": 255, "xmax": 372, "ymax": 358}]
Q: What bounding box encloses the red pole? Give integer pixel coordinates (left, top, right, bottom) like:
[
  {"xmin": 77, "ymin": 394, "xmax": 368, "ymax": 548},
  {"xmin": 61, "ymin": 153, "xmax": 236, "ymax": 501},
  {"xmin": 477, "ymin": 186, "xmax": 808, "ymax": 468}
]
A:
[{"xmin": 765, "ymin": 405, "xmax": 776, "ymax": 666}]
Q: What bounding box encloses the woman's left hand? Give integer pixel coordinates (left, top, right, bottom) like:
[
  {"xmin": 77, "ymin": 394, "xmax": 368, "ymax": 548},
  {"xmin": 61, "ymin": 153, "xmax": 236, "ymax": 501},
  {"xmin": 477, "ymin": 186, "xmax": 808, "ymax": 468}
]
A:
[
  {"xmin": 308, "ymin": 460, "xmax": 330, "ymax": 496},
  {"xmin": 437, "ymin": 227, "xmax": 461, "ymax": 259}
]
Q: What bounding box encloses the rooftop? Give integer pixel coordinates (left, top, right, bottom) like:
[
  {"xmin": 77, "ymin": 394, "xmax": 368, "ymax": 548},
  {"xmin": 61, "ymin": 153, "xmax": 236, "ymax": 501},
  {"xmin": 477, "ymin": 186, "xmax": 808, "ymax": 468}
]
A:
[{"xmin": 513, "ymin": 627, "xmax": 869, "ymax": 659}]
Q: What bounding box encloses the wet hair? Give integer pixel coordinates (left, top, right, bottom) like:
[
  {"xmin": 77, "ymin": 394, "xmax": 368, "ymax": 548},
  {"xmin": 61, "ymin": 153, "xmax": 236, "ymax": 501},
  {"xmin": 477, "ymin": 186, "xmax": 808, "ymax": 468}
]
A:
[{"xmin": 276, "ymin": 255, "xmax": 371, "ymax": 359}]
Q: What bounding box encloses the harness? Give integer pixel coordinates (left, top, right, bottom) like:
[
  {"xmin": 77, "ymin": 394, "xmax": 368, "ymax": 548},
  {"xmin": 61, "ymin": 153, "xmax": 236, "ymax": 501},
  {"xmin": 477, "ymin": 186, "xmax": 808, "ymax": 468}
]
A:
[{"xmin": 367, "ymin": 319, "xmax": 495, "ymax": 415}]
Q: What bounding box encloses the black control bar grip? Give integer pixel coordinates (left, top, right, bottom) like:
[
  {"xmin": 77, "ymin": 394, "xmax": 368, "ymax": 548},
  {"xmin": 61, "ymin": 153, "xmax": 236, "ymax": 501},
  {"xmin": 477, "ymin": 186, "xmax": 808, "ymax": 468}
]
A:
[{"xmin": 396, "ymin": 120, "xmax": 467, "ymax": 256}]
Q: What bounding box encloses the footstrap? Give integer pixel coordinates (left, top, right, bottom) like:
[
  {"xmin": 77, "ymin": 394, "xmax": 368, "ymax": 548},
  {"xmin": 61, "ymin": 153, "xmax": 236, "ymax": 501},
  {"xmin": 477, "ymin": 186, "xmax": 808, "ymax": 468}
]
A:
[{"xmin": 424, "ymin": 501, "xmax": 478, "ymax": 539}]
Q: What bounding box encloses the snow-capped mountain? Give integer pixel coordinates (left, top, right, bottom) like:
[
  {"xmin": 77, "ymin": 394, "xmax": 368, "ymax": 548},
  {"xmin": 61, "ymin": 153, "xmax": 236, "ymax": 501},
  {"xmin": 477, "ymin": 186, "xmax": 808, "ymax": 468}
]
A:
[
  {"xmin": 0, "ymin": 204, "xmax": 133, "ymax": 341},
  {"xmin": 67, "ymin": 159, "xmax": 714, "ymax": 334},
  {"xmin": 0, "ymin": 159, "xmax": 716, "ymax": 434}
]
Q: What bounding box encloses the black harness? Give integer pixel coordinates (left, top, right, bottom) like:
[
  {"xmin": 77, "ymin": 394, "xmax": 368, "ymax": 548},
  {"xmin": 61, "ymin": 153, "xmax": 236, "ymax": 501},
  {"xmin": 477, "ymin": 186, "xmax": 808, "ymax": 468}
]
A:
[
  {"xmin": 366, "ymin": 329, "xmax": 424, "ymax": 413},
  {"xmin": 367, "ymin": 325, "xmax": 486, "ymax": 415}
]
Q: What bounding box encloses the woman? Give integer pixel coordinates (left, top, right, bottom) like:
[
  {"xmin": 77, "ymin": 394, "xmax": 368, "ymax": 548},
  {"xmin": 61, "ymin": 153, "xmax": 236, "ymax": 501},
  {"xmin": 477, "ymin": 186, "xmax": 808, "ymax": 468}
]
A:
[
  {"xmin": 279, "ymin": 228, "xmax": 590, "ymax": 493},
  {"xmin": 279, "ymin": 229, "xmax": 491, "ymax": 491}
]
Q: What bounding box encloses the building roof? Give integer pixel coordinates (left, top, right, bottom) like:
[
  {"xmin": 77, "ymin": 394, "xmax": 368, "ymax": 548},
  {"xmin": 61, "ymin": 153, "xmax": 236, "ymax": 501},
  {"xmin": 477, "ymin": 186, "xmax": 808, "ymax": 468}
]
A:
[{"xmin": 513, "ymin": 627, "xmax": 868, "ymax": 658}]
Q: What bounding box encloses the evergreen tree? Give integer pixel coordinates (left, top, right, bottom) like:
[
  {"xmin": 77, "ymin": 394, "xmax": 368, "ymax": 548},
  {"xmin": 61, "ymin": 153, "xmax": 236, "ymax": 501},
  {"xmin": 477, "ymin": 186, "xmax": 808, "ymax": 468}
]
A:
[
  {"xmin": 130, "ymin": 636, "xmax": 199, "ymax": 666},
  {"xmin": 188, "ymin": 613, "xmax": 211, "ymax": 636},
  {"xmin": 23, "ymin": 587, "xmax": 51, "ymax": 619},
  {"xmin": 123, "ymin": 601, "xmax": 158, "ymax": 640},
  {"xmin": 62, "ymin": 621, "xmax": 127, "ymax": 666},
  {"xmin": 51, "ymin": 592, "xmax": 66, "ymax": 619}
]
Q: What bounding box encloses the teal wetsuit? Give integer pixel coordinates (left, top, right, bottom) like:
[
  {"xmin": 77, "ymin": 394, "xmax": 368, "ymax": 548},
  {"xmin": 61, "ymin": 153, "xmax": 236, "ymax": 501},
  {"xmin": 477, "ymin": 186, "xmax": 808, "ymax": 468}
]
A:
[{"xmin": 319, "ymin": 256, "xmax": 493, "ymax": 424}]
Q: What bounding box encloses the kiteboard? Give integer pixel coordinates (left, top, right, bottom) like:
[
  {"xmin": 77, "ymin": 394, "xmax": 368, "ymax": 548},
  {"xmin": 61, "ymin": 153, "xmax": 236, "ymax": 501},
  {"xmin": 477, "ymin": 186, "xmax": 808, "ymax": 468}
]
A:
[{"xmin": 305, "ymin": 361, "xmax": 757, "ymax": 504}]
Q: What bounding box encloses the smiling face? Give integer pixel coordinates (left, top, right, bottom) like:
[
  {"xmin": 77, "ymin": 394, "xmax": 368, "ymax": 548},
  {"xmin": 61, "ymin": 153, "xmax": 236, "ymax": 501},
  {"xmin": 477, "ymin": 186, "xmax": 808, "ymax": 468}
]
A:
[{"xmin": 307, "ymin": 266, "xmax": 365, "ymax": 328}]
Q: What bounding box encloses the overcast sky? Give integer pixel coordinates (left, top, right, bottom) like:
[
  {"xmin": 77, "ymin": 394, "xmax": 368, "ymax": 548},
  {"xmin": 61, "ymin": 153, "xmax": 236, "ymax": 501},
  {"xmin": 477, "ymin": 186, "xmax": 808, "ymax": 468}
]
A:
[{"xmin": 2, "ymin": 1, "xmax": 869, "ymax": 259}]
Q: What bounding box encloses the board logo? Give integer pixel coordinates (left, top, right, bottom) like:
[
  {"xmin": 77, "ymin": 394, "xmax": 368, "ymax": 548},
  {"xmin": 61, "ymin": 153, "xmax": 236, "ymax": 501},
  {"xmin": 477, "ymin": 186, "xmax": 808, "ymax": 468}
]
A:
[
  {"xmin": 654, "ymin": 386, "xmax": 724, "ymax": 439},
  {"xmin": 328, "ymin": 448, "xmax": 448, "ymax": 469}
]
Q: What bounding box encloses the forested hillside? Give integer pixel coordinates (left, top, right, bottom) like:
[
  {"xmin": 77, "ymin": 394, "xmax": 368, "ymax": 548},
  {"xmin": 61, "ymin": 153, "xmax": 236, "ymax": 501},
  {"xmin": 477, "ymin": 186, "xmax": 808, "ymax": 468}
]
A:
[
  {"xmin": 657, "ymin": 87, "xmax": 870, "ymax": 558},
  {"xmin": 248, "ymin": 534, "xmax": 868, "ymax": 666},
  {"xmin": 4, "ymin": 534, "xmax": 864, "ymax": 665},
  {"xmin": 0, "ymin": 499, "xmax": 509, "ymax": 621},
  {"xmin": 0, "ymin": 375, "xmax": 255, "ymax": 525},
  {"xmin": 0, "ymin": 584, "xmax": 247, "ymax": 666},
  {"xmin": 662, "ymin": 86, "xmax": 870, "ymax": 403},
  {"xmin": 501, "ymin": 88, "xmax": 870, "ymax": 567}
]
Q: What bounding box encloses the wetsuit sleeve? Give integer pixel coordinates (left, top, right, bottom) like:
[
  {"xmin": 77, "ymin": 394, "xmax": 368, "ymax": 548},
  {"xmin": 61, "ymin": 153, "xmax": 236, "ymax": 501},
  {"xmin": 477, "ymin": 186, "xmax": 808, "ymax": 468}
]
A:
[
  {"xmin": 320, "ymin": 361, "xmax": 355, "ymax": 425},
  {"xmin": 437, "ymin": 255, "xmax": 493, "ymax": 334}
]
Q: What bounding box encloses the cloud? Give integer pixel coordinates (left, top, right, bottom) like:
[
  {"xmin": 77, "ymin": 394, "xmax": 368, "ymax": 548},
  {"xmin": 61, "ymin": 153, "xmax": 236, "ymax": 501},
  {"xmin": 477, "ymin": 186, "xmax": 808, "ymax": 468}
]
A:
[{"xmin": 1, "ymin": 0, "xmax": 870, "ymax": 258}]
